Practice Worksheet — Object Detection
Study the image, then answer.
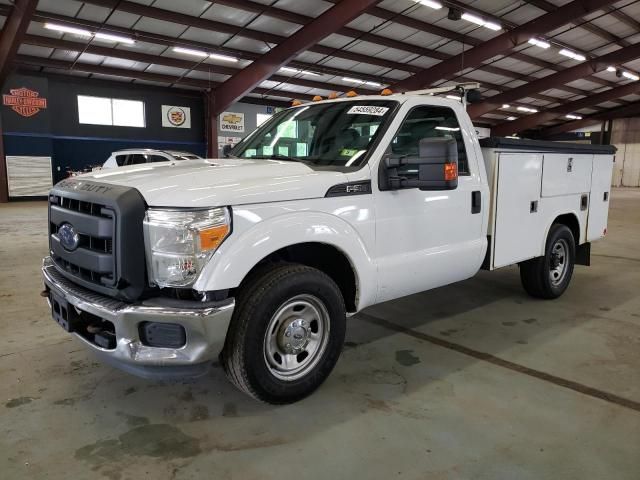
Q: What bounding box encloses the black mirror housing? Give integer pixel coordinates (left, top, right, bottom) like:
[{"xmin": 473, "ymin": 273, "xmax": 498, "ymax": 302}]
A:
[
  {"xmin": 222, "ymin": 144, "xmax": 233, "ymax": 157},
  {"xmin": 380, "ymin": 137, "xmax": 459, "ymax": 191}
]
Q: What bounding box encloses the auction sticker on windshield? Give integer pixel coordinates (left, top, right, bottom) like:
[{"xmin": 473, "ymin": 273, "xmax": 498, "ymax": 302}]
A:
[{"xmin": 347, "ymin": 105, "xmax": 389, "ymax": 116}]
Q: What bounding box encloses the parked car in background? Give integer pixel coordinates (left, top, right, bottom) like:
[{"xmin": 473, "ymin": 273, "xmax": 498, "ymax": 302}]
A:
[{"xmin": 102, "ymin": 149, "xmax": 201, "ymax": 168}]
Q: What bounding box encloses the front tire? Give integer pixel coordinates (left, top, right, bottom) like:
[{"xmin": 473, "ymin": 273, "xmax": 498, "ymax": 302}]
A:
[
  {"xmin": 520, "ymin": 224, "xmax": 576, "ymax": 299},
  {"xmin": 222, "ymin": 264, "xmax": 346, "ymax": 404}
]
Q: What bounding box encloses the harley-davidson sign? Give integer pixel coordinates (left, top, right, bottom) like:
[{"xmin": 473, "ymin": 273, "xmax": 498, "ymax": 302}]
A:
[{"xmin": 2, "ymin": 87, "xmax": 48, "ymax": 117}]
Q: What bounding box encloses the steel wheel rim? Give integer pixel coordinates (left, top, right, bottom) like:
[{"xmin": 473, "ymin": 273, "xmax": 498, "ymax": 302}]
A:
[
  {"xmin": 549, "ymin": 238, "xmax": 569, "ymax": 286},
  {"xmin": 263, "ymin": 294, "xmax": 330, "ymax": 381}
]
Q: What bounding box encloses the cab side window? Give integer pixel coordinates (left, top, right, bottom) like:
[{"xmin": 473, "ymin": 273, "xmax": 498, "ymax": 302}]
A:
[
  {"xmin": 390, "ymin": 106, "xmax": 470, "ymax": 176},
  {"xmin": 124, "ymin": 154, "xmax": 147, "ymax": 166}
]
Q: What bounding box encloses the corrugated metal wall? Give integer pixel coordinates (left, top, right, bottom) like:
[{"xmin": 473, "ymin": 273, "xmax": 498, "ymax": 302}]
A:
[{"xmin": 612, "ymin": 118, "xmax": 640, "ymax": 187}]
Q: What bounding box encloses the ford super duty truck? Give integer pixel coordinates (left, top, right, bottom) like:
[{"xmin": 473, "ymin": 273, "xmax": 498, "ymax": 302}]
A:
[{"xmin": 42, "ymin": 87, "xmax": 615, "ymax": 404}]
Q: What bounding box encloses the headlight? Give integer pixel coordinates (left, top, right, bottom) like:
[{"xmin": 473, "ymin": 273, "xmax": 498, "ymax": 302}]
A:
[{"xmin": 143, "ymin": 207, "xmax": 231, "ymax": 288}]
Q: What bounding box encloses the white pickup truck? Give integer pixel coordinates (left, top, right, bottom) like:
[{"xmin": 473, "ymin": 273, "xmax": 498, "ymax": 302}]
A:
[{"xmin": 42, "ymin": 90, "xmax": 615, "ymax": 404}]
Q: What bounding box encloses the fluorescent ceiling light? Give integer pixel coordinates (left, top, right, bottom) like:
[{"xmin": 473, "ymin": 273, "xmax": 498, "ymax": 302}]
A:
[
  {"xmin": 414, "ymin": 0, "xmax": 443, "ymax": 9},
  {"xmin": 435, "ymin": 126, "xmax": 460, "ymax": 132},
  {"xmin": 342, "ymin": 77, "xmax": 363, "ymax": 84},
  {"xmin": 506, "ymin": 135, "xmax": 520, "ymax": 139},
  {"xmin": 280, "ymin": 67, "xmax": 321, "ymax": 77},
  {"xmin": 528, "ymin": 38, "xmax": 550, "ymax": 49},
  {"xmin": 44, "ymin": 23, "xmax": 92, "ymax": 37},
  {"xmin": 364, "ymin": 81, "xmax": 383, "ymax": 87},
  {"xmin": 446, "ymin": 95, "xmax": 460, "ymax": 100},
  {"xmin": 517, "ymin": 106, "xmax": 538, "ymax": 113},
  {"xmin": 94, "ymin": 32, "xmax": 135, "ymax": 44},
  {"xmin": 502, "ymin": 104, "xmax": 510, "ymax": 109},
  {"xmin": 622, "ymin": 71, "xmax": 639, "ymax": 81},
  {"xmin": 559, "ymin": 49, "xmax": 586, "ymax": 62},
  {"xmin": 566, "ymin": 114, "xmax": 582, "ymax": 120},
  {"xmin": 606, "ymin": 66, "xmax": 616, "ymax": 72},
  {"xmin": 507, "ymin": 116, "xmax": 516, "ymax": 121},
  {"xmin": 461, "ymin": 13, "xmax": 486, "ymax": 26},
  {"xmin": 461, "ymin": 12, "xmax": 501, "ymax": 31},
  {"xmin": 484, "ymin": 22, "xmax": 502, "ymax": 31},
  {"xmin": 173, "ymin": 47, "xmax": 208, "ymax": 57},
  {"xmin": 209, "ymin": 53, "xmax": 238, "ymax": 62}
]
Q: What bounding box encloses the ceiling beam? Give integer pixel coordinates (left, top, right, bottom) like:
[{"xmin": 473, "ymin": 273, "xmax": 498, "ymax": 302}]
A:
[
  {"xmin": 79, "ymin": 0, "xmax": 423, "ymax": 76},
  {"xmin": 21, "ymin": 34, "xmax": 383, "ymax": 96},
  {"xmin": 491, "ymin": 81, "xmax": 640, "ymax": 136},
  {"xmin": 0, "ymin": 0, "xmax": 38, "ymax": 86},
  {"xmin": 0, "ymin": 6, "xmax": 398, "ymax": 87},
  {"xmin": 215, "ymin": 0, "xmax": 616, "ymax": 96},
  {"xmin": 13, "ymin": 54, "xmax": 316, "ymax": 102},
  {"xmin": 77, "ymin": 0, "xmax": 611, "ymax": 99},
  {"xmin": 538, "ymin": 100, "xmax": 640, "ymax": 137},
  {"xmin": 468, "ymin": 42, "xmax": 640, "ymax": 119},
  {"xmin": 19, "ymin": 2, "xmax": 612, "ymax": 103},
  {"xmin": 24, "ymin": 32, "xmax": 575, "ymax": 111},
  {"xmin": 524, "ymin": 0, "xmax": 631, "ymax": 47},
  {"xmin": 211, "ymin": 0, "xmax": 384, "ymax": 115},
  {"xmin": 391, "ymin": 0, "xmax": 618, "ymax": 93}
]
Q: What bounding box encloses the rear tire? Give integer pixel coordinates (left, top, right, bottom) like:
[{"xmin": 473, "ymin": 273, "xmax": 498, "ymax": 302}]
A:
[
  {"xmin": 222, "ymin": 264, "xmax": 346, "ymax": 404},
  {"xmin": 520, "ymin": 224, "xmax": 576, "ymax": 299}
]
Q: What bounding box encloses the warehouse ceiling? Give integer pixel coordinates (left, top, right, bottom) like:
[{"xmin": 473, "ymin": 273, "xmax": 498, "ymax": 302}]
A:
[{"xmin": 0, "ymin": 0, "xmax": 639, "ymax": 136}]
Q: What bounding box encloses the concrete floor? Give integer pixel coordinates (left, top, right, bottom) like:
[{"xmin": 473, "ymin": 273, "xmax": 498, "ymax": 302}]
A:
[{"xmin": 1, "ymin": 189, "xmax": 639, "ymax": 480}]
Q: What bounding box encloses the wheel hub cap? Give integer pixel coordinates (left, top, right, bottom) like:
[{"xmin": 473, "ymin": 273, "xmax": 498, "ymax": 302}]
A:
[
  {"xmin": 280, "ymin": 319, "xmax": 311, "ymax": 354},
  {"xmin": 549, "ymin": 239, "xmax": 568, "ymax": 286},
  {"xmin": 263, "ymin": 294, "xmax": 331, "ymax": 381}
]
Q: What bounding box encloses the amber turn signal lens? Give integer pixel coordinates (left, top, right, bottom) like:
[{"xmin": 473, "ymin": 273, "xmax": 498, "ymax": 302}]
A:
[
  {"xmin": 198, "ymin": 224, "xmax": 230, "ymax": 251},
  {"xmin": 444, "ymin": 163, "xmax": 458, "ymax": 181}
]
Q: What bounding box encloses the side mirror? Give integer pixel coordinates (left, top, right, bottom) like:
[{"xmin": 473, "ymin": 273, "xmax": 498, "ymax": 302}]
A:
[
  {"xmin": 381, "ymin": 137, "xmax": 458, "ymax": 191},
  {"xmin": 466, "ymin": 89, "xmax": 482, "ymax": 104},
  {"xmin": 222, "ymin": 144, "xmax": 233, "ymax": 157}
]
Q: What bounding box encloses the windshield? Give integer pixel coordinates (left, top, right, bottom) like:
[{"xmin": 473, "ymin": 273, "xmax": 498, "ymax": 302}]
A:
[{"xmin": 232, "ymin": 100, "xmax": 397, "ymax": 167}]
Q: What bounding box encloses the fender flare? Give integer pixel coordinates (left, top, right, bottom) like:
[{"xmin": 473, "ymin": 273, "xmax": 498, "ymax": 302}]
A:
[
  {"xmin": 194, "ymin": 211, "xmax": 377, "ymax": 310},
  {"xmin": 542, "ymin": 210, "xmax": 582, "ymax": 252}
]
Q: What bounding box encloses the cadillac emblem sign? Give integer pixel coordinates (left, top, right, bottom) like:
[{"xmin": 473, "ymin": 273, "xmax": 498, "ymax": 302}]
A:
[
  {"xmin": 2, "ymin": 87, "xmax": 48, "ymax": 118},
  {"xmin": 162, "ymin": 105, "xmax": 191, "ymax": 128},
  {"xmin": 167, "ymin": 106, "xmax": 186, "ymax": 126}
]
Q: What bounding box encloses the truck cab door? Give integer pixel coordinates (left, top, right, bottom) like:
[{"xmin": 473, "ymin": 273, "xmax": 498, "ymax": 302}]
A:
[{"xmin": 373, "ymin": 103, "xmax": 486, "ymax": 303}]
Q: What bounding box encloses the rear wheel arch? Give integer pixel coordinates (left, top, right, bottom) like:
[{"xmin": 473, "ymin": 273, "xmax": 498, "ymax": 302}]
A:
[{"xmin": 550, "ymin": 213, "xmax": 581, "ymax": 246}]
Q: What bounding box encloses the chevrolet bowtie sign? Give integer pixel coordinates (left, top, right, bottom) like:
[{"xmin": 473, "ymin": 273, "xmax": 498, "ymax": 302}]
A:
[{"xmin": 220, "ymin": 111, "xmax": 245, "ymax": 133}]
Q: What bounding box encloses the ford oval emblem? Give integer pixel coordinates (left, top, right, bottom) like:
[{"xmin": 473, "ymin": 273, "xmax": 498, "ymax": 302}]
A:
[{"xmin": 58, "ymin": 223, "xmax": 80, "ymax": 251}]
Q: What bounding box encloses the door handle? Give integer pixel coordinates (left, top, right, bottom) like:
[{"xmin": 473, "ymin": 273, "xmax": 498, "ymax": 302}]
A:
[{"xmin": 471, "ymin": 191, "xmax": 481, "ymax": 214}]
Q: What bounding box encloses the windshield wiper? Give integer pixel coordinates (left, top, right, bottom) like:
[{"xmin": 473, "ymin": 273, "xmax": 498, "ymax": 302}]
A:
[{"xmin": 250, "ymin": 155, "xmax": 310, "ymax": 163}]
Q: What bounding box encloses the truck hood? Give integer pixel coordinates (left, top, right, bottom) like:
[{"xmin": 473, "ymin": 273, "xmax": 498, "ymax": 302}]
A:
[{"xmin": 79, "ymin": 158, "xmax": 350, "ymax": 207}]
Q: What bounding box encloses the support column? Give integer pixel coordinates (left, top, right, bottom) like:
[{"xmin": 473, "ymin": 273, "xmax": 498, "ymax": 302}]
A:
[
  {"xmin": 0, "ymin": 117, "xmax": 7, "ymax": 203},
  {"xmin": 206, "ymin": 91, "xmax": 218, "ymax": 158}
]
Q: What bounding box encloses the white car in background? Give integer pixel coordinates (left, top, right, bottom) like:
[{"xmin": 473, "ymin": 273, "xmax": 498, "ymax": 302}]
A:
[{"xmin": 102, "ymin": 149, "xmax": 201, "ymax": 168}]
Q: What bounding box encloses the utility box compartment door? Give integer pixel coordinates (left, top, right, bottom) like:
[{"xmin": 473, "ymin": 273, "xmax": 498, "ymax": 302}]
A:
[
  {"xmin": 541, "ymin": 153, "xmax": 593, "ymax": 197},
  {"xmin": 587, "ymin": 155, "xmax": 614, "ymax": 241},
  {"xmin": 493, "ymin": 153, "xmax": 544, "ymax": 269}
]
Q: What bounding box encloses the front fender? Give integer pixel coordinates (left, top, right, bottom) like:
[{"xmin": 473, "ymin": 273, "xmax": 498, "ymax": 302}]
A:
[{"xmin": 193, "ymin": 210, "xmax": 377, "ymax": 310}]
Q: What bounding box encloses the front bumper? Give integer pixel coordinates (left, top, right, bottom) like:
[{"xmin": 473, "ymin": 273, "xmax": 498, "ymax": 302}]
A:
[{"xmin": 42, "ymin": 257, "xmax": 234, "ymax": 379}]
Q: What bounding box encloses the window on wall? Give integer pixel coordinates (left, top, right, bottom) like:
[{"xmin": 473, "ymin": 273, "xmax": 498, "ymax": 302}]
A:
[
  {"xmin": 77, "ymin": 95, "xmax": 145, "ymax": 127},
  {"xmin": 256, "ymin": 113, "xmax": 272, "ymax": 127}
]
